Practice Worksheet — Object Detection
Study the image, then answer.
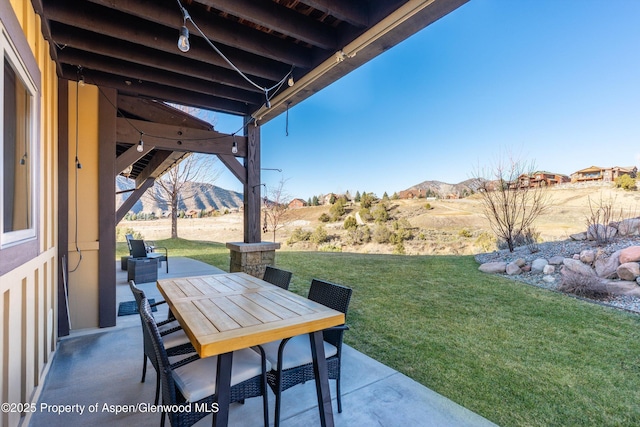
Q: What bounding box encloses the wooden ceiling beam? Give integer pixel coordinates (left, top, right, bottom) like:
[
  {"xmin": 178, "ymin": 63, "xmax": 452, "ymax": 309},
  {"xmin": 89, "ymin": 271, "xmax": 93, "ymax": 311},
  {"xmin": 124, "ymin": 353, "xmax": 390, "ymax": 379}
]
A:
[
  {"xmin": 116, "ymin": 95, "xmax": 213, "ymax": 130},
  {"xmin": 134, "ymin": 150, "xmax": 178, "ymax": 188},
  {"xmin": 116, "ymin": 118, "xmax": 248, "ymax": 157},
  {"xmin": 58, "ymin": 48, "xmax": 263, "ymax": 105},
  {"xmin": 51, "ymin": 25, "xmax": 269, "ymax": 94},
  {"xmin": 116, "ymin": 177, "xmax": 155, "ymax": 224},
  {"xmin": 44, "ymin": 1, "xmax": 298, "ymax": 81},
  {"xmin": 60, "ymin": 65, "xmax": 256, "ymax": 115},
  {"xmin": 193, "ymin": 0, "xmax": 337, "ymax": 50},
  {"xmin": 82, "ymin": 0, "xmax": 314, "ymax": 69},
  {"xmin": 297, "ymin": 0, "xmax": 369, "ymax": 27}
]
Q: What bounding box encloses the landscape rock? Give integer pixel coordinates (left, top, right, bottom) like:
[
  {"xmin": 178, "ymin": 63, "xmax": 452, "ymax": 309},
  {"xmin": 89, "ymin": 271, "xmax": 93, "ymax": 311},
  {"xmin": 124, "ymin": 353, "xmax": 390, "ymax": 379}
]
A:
[
  {"xmin": 514, "ymin": 258, "xmax": 526, "ymax": 267},
  {"xmin": 604, "ymin": 280, "xmax": 640, "ymax": 297},
  {"xmin": 563, "ymin": 258, "xmax": 596, "ymax": 277},
  {"xmin": 521, "ymin": 264, "xmax": 531, "ymax": 272},
  {"xmin": 506, "ymin": 263, "xmax": 522, "ymax": 275},
  {"xmin": 548, "ymin": 256, "xmax": 565, "ymax": 265},
  {"xmin": 616, "ymin": 262, "xmax": 640, "ymax": 281},
  {"xmin": 478, "ymin": 262, "xmax": 506, "ymax": 274},
  {"xmin": 572, "ymin": 254, "xmax": 580, "ymax": 260},
  {"xmin": 594, "ymin": 250, "xmax": 621, "ymax": 279},
  {"xmin": 587, "ymin": 224, "xmax": 617, "ymax": 241},
  {"xmin": 542, "ymin": 275, "xmax": 556, "ymax": 283},
  {"xmin": 531, "ymin": 258, "xmax": 549, "ymax": 273},
  {"xmin": 570, "ymin": 232, "xmax": 588, "ymax": 241},
  {"xmin": 579, "ymin": 250, "xmax": 596, "ymax": 264},
  {"xmin": 543, "ymin": 265, "xmax": 555, "ymax": 275},
  {"xmin": 619, "ymin": 246, "xmax": 640, "ymax": 264},
  {"xmin": 617, "ymin": 218, "xmax": 640, "ymax": 236}
]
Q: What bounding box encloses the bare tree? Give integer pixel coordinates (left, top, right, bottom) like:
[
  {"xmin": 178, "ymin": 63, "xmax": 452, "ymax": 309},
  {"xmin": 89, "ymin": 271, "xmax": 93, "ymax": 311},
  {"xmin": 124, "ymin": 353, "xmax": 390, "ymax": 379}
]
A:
[
  {"xmin": 149, "ymin": 153, "xmax": 221, "ymax": 238},
  {"xmin": 473, "ymin": 156, "xmax": 550, "ymax": 252},
  {"xmin": 262, "ymin": 178, "xmax": 291, "ymax": 242}
]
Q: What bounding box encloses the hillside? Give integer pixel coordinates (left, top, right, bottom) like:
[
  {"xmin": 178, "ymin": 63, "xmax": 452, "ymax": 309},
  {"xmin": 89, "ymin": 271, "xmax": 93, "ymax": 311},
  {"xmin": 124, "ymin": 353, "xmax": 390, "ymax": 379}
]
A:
[
  {"xmin": 116, "ymin": 176, "xmax": 243, "ymax": 215},
  {"xmin": 120, "ymin": 183, "xmax": 640, "ymax": 256},
  {"xmin": 403, "ymin": 178, "xmax": 481, "ymax": 199}
]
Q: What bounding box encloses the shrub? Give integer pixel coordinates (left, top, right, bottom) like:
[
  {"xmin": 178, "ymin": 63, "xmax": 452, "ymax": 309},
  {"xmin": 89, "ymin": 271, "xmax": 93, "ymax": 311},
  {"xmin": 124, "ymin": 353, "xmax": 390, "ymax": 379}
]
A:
[
  {"xmin": 318, "ymin": 244, "xmax": 342, "ymax": 252},
  {"xmin": 330, "ymin": 199, "xmax": 346, "ymax": 221},
  {"xmin": 393, "ymin": 242, "xmax": 406, "ymax": 255},
  {"xmin": 372, "ymin": 204, "xmax": 389, "ymax": 223},
  {"xmin": 116, "ymin": 227, "xmax": 143, "ymax": 242},
  {"xmin": 475, "ymin": 232, "xmax": 496, "ymax": 252},
  {"xmin": 558, "ymin": 269, "xmax": 609, "ymax": 298},
  {"xmin": 360, "ymin": 192, "xmax": 375, "ymax": 209},
  {"xmin": 318, "ymin": 213, "xmax": 331, "ymax": 222},
  {"xmin": 424, "ymin": 203, "xmax": 432, "ymax": 210},
  {"xmin": 615, "ymin": 174, "xmax": 637, "ymax": 190},
  {"xmin": 286, "ymin": 227, "xmax": 311, "ymax": 245},
  {"xmin": 310, "ymin": 225, "xmax": 328, "ymax": 244},
  {"xmin": 346, "ymin": 225, "xmax": 371, "ymax": 245},
  {"xmin": 373, "ymin": 225, "xmax": 391, "ymax": 244},
  {"xmin": 344, "ymin": 216, "xmax": 357, "ymax": 230},
  {"xmin": 359, "ymin": 208, "xmax": 372, "ymax": 222},
  {"xmin": 458, "ymin": 228, "xmax": 473, "ymax": 238}
]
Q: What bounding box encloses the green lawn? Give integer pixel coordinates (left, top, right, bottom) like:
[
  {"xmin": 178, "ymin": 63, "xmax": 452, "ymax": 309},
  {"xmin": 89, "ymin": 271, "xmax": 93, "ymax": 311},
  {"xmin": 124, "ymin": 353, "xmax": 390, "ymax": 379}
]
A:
[{"xmin": 118, "ymin": 239, "xmax": 640, "ymax": 426}]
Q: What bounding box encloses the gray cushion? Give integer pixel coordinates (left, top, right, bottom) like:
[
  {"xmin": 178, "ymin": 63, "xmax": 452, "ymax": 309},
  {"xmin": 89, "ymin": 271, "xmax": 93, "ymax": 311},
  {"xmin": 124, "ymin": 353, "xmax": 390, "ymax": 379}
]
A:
[
  {"xmin": 172, "ymin": 348, "xmax": 270, "ymax": 403},
  {"xmin": 261, "ymin": 335, "xmax": 337, "ymax": 371},
  {"xmin": 162, "ymin": 328, "xmax": 191, "ymax": 349}
]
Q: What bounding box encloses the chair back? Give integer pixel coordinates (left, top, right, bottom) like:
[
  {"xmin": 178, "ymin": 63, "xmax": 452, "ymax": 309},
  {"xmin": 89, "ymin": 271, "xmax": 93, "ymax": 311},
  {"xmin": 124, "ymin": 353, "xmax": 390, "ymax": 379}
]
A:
[
  {"xmin": 130, "ymin": 239, "xmax": 148, "ymax": 258},
  {"xmin": 139, "ymin": 298, "xmax": 179, "ymax": 408},
  {"xmin": 308, "ymin": 279, "xmax": 352, "ymax": 348},
  {"xmin": 308, "ymin": 279, "xmax": 352, "ymax": 315},
  {"xmin": 130, "ymin": 281, "xmax": 161, "ymax": 375},
  {"xmin": 125, "ymin": 234, "xmax": 134, "ymax": 254},
  {"xmin": 263, "ymin": 266, "xmax": 293, "ymax": 290}
]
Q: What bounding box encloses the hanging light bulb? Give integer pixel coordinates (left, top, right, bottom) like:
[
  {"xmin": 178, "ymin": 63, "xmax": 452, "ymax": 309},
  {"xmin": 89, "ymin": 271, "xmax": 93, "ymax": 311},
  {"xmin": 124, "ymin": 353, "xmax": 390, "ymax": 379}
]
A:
[
  {"xmin": 123, "ymin": 165, "xmax": 133, "ymax": 176},
  {"xmin": 19, "ymin": 153, "xmax": 27, "ymax": 165},
  {"xmin": 287, "ymin": 76, "xmax": 295, "ymax": 87},
  {"xmin": 178, "ymin": 26, "xmax": 190, "ymax": 52},
  {"xmin": 232, "ymin": 134, "xmax": 238, "ymax": 154},
  {"xmin": 264, "ymin": 90, "xmax": 271, "ymax": 109},
  {"xmin": 137, "ymin": 135, "xmax": 144, "ymax": 152}
]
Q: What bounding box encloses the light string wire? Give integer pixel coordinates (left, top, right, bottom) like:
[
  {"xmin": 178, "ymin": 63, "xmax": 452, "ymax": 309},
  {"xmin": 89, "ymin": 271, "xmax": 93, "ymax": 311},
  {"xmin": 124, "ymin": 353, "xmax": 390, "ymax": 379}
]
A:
[
  {"xmin": 69, "ymin": 70, "xmax": 83, "ymax": 273},
  {"xmin": 176, "ymin": 0, "xmax": 294, "ymax": 107}
]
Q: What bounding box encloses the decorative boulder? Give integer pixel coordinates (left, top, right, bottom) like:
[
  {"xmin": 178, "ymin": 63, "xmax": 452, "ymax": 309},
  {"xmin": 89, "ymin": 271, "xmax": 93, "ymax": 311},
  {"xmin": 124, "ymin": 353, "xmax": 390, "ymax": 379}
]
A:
[
  {"xmin": 531, "ymin": 258, "xmax": 549, "ymax": 273},
  {"xmin": 543, "ymin": 275, "xmax": 556, "ymax": 283},
  {"xmin": 563, "ymin": 258, "xmax": 596, "ymax": 277},
  {"xmin": 619, "ymin": 246, "xmax": 640, "ymax": 264},
  {"xmin": 548, "ymin": 256, "xmax": 565, "ymax": 265},
  {"xmin": 595, "ymin": 250, "xmax": 621, "ymax": 279},
  {"xmin": 617, "ymin": 262, "xmax": 640, "ymax": 281},
  {"xmin": 617, "ymin": 218, "xmax": 640, "ymax": 236},
  {"xmin": 579, "ymin": 250, "xmax": 596, "ymax": 265},
  {"xmin": 514, "ymin": 258, "xmax": 526, "ymax": 267},
  {"xmin": 479, "ymin": 262, "xmax": 507, "ymax": 274},
  {"xmin": 587, "ymin": 224, "xmax": 617, "ymax": 241},
  {"xmin": 543, "ymin": 265, "xmax": 555, "ymax": 275},
  {"xmin": 570, "ymin": 232, "xmax": 588, "ymax": 241},
  {"xmin": 506, "ymin": 262, "xmax": 522, "ymax": 276},
  {"xmin": 604, "ymin": 280, "xmax": 640, "ymax": 297}
]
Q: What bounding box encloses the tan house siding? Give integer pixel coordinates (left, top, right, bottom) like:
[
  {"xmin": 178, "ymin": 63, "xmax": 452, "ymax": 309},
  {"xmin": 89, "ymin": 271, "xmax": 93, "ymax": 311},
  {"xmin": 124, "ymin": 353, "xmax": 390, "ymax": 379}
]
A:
[{"xmin": 0, "ymin": 2, "xmax": 59, "ymax": 426}]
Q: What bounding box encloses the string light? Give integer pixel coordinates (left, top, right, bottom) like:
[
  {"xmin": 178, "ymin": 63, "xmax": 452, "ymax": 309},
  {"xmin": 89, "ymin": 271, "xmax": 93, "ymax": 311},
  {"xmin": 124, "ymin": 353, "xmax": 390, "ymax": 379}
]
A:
[
  {"xmin": 232, "ymin": 134, "xmax": 238, "ymax": 154},
  {"xmin": 175, "ymin": 0, "xmax": 293, "ymax": 109}
]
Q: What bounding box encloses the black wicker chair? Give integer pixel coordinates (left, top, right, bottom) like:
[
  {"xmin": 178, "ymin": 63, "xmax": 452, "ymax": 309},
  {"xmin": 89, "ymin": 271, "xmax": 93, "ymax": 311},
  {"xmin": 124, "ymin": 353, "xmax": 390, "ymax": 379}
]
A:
[
  {"xmin": 261, "ymin": 279, "xmax": 352, "ymax": 427},
  {"xmin": 129, "ymin": 237, "xmax": 169, "ymax": 273},
  {"xmin": 262, "ymin": 266, "xmax": 293, "ymax": 290},
  {"xmin": 139, "ymin": 298, "xmax": 270, "ymax": 427},
  {"xmin": 130, "ymin": 281, "xmax": 194, "ymax": 405}
]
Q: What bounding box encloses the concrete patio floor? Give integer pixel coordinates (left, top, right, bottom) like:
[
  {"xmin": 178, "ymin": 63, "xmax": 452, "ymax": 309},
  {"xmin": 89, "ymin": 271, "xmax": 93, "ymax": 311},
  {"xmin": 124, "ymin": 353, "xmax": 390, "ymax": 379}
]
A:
[{"xmin": 29, "ymin": 257, "xmax": 498, "ymax": 427}]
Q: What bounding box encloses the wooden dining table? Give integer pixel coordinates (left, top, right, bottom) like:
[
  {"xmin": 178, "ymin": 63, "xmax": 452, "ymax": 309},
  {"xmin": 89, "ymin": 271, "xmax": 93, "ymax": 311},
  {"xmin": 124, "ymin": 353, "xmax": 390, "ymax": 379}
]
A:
[{"xmin": 157, "ymin": 272, "xmax": 345, "ymax": 427}]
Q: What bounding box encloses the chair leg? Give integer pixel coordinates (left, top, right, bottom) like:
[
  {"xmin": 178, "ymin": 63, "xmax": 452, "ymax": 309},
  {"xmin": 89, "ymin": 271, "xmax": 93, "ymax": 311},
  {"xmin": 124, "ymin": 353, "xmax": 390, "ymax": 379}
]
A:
[
  {"xmin": 337, "ymin": 376, "xmax": 342, "ymax": 413},
  {"xmin": 154, "ymin": 374, "xmax": 160, "ymax": 406},
  {"xmin": 141, "ymin": 355, "xmax": 147, "ymax": 383}
]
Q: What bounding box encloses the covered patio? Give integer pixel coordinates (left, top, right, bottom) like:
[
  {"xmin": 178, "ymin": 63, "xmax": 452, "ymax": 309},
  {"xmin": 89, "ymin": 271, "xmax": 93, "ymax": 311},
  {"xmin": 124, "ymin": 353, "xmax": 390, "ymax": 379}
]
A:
[{"xmin": 29, "ymin": 257, "xmax": 497, "ymax": 427}]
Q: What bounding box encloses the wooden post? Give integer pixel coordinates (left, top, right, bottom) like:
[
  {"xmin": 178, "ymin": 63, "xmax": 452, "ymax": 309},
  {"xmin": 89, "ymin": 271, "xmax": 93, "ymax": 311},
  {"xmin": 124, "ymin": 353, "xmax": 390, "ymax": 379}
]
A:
[
  {"xmin": 244, "ymin": 119, "xmax": 261, "ymax": 243},
  {"xmin": 98, "ymin": 87, "xmax": 117, "ymax": 327}
]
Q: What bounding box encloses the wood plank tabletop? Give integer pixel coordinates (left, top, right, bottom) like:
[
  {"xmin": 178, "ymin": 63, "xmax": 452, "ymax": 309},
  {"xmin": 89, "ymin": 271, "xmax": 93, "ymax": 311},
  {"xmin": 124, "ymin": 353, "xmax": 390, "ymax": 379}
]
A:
[{"xmin": 157, "ymin": 272, "xmax": 345, "ymax": 358}]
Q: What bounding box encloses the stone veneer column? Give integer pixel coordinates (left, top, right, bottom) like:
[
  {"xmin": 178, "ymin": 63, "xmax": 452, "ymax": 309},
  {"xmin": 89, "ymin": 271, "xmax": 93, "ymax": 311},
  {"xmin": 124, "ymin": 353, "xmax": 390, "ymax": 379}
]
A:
[{"xmin": 226, "ymin": 242, "xmax": 281, "ymax": 278}]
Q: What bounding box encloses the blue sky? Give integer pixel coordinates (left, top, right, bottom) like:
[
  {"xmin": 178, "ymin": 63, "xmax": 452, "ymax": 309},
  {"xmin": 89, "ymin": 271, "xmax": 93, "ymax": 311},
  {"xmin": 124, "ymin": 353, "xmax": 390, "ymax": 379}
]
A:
[{"xmin": 210, "ymin": 0, "xmax": 640, "ymax": 201}]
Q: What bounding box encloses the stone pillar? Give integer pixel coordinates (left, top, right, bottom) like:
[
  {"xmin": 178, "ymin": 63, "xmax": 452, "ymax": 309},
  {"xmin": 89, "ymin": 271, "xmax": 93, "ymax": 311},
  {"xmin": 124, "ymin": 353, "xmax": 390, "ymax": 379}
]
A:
[{"xmin": 226, "ymin": 242, "xmax": 281, "ymax": 278}]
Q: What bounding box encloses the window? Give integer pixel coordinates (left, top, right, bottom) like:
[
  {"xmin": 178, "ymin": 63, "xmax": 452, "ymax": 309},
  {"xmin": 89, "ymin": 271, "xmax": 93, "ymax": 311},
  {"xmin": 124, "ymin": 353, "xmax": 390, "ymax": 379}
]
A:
[{"xmin": 1, "ymin": 26, "xmax": 37, "ymax": 248}]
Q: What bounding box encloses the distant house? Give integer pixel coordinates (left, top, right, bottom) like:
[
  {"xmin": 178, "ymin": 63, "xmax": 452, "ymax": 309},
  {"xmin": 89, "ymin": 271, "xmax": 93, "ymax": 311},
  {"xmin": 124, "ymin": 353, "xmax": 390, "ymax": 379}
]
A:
[
  {"xmin": 399, "ymin": 189, "xmax": 426, "ymax": 199},
  {"xmin": 288, "ymin": 198, "xmax": 307, "ymax": 209},
  {"xmin": 571, "ymin": 166, "xmax": 637, "ymax": 183},
  {"xmin": 321, "ymin": 193, "xmax": 337, "ymax": 205},
  {"xmin": 511, "ymin": 171, "xmax": 570, "ymax": 189}
]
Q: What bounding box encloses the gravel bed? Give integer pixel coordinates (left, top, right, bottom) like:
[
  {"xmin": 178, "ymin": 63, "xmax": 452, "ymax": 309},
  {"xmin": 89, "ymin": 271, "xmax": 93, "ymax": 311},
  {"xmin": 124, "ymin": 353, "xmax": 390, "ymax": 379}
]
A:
[{"xmin": 474, "ymin": 237, "xmax": 640, "ymax": 315}]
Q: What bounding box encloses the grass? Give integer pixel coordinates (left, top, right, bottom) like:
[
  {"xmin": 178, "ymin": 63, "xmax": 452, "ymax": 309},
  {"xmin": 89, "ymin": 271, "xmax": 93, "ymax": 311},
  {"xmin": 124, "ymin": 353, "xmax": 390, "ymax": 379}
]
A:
[{"xmin": 117, "ymin": 239, "xmax": 640, "ymax": 426}]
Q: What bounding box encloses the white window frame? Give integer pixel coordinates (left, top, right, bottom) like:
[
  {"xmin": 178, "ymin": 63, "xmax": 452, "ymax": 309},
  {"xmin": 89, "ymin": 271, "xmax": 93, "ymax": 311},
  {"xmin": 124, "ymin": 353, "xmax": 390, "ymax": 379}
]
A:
[{"xmin": 0, "ymin": 24, "xmax": 37, "ymax": 248}]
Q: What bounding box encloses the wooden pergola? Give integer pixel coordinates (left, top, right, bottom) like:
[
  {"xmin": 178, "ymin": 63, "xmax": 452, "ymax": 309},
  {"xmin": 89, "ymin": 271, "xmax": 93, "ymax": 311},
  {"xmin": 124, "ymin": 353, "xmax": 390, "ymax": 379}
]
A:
[{"xmin": 35, "ymin": 0, "xmax": 468, "ymax": 330}]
